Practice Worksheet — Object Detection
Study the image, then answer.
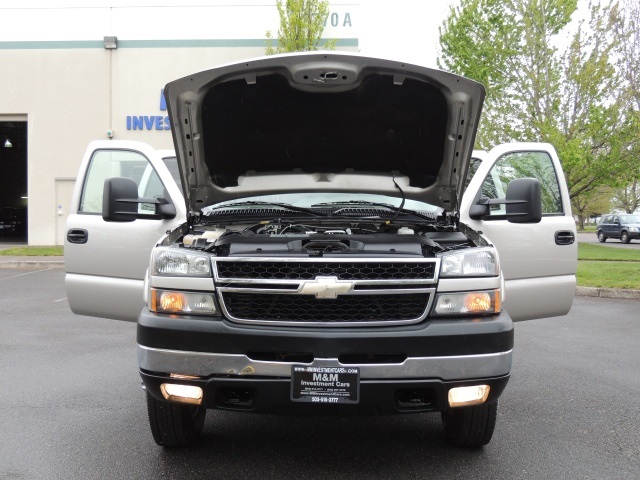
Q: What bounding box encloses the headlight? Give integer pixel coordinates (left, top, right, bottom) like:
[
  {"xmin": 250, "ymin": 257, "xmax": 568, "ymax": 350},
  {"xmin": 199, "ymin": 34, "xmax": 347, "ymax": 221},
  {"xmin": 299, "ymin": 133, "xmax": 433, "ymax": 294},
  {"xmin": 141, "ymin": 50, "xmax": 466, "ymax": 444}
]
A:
[
  {"xmin": 437, "ymin": 248, "xmax": 498, "ymax": 277},
  {"xmin": 434, "ymin": 290, "xmax": 501, "ymax": 316},
  {"xmin": 152, "ymin": 248, "xmax": 211, "ymax": 277},
  {"xmin": 150, "ymin": 288, "xmax": 218, "ymax": 316},
  {"xmin": 629, "ymin": 227, "xmax": 639, "ymax": 232}
]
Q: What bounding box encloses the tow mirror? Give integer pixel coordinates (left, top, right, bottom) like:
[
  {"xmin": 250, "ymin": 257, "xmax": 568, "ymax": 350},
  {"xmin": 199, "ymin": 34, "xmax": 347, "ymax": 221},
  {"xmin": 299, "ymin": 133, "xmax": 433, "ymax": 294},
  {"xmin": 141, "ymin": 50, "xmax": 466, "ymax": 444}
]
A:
[
  {"xmin": 505, "ymin": 178, "xmax": 541, "ymax": 223},
  {"xmin": 469, "ymin": 178, "xmax": 542, "ymax": 223},
  {"xmin": 102, "ymin": 177, "xmax": 176, "ymax": 222}
]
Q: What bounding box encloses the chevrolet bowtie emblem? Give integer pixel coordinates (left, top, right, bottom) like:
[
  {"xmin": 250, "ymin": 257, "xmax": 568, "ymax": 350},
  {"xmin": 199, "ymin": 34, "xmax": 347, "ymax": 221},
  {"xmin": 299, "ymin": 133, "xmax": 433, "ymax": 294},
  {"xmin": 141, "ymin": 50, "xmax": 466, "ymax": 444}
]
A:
[{"xmin": 298, "ymin": 276, "xmax": 354, "ymax": 299}]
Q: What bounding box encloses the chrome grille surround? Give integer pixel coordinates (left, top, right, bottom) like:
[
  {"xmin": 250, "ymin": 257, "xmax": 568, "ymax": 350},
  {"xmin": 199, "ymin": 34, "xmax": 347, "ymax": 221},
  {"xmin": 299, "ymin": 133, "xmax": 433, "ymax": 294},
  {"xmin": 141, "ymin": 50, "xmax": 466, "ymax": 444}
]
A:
[{"xmin": 213, "ymin": 257, "xmax": 439, "ymax": 327}]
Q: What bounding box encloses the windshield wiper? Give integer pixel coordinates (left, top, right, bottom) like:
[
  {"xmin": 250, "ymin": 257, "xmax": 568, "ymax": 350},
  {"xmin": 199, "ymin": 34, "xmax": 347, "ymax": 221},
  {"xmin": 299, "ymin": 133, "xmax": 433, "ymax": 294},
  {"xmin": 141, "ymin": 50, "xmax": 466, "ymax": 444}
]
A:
[
  {"xmin": 205, "ymin": 201, "xmax": 328, "ymax": 217},
  {"xmin": 311, "ymin": 201, "xmax": 437, "ymax": 222}
]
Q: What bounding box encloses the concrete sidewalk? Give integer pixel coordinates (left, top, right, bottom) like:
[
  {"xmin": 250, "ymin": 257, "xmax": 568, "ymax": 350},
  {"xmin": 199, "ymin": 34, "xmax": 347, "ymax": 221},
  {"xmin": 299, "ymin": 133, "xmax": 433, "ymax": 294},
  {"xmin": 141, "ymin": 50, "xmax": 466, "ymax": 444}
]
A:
[
  {"xmin": 0, "ymin": 255, "xmax": 64, "ymax": 269},
  {"xmin": 575, "ymin": 286, "xmax": 640, "ymax": 301}
]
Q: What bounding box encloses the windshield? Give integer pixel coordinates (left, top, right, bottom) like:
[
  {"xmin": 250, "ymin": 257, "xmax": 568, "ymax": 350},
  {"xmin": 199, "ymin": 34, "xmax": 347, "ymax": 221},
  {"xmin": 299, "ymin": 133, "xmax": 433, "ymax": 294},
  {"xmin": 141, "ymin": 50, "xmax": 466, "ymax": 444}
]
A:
[
  {"xmin": 621, "ymin": 215, "xmax": 640, "ymax": 223},
  {"xmin": 204, "ymin": 193, "xmax": 439, "ymax": 212}
]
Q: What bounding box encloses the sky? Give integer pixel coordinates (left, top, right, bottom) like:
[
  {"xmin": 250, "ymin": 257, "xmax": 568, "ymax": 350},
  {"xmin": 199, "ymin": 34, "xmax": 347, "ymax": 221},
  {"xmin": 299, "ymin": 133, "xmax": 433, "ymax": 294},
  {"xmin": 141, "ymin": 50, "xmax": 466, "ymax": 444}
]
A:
[
  {"xmin": 2, "ymin": 0, "xmax": 594, "ymax": 68},
  {"xmin": 2, "ymin": 1, "xmax": 460, "ymax": 67},
  {"xmin": 357, "ymin": 0, "xmax": 459, "ymax": 67}
]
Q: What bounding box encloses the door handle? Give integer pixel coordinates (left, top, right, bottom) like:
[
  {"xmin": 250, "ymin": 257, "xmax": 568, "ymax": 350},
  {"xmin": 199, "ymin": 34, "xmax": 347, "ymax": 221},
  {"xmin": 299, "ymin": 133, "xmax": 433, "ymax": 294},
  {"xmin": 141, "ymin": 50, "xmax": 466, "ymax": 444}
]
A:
[
  {"xmin": 67, "ymin": 229, "xmax": 88, "ymax": 244},
  {"xmin": 555, "ymin": 231, "xmax": 575, "ymax": 245}
]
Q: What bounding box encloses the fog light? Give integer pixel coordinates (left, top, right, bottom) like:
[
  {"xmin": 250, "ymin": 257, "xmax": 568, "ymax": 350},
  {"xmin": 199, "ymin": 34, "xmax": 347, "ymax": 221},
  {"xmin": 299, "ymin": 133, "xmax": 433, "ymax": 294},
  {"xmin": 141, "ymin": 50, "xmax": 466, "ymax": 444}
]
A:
[
  {"xmin": 448, "ymin": 385, "xmax": 490, "ymax": 407},
  {"xmin": 160, "ymin": 383, "xmax": 203, "ymax": 405}
]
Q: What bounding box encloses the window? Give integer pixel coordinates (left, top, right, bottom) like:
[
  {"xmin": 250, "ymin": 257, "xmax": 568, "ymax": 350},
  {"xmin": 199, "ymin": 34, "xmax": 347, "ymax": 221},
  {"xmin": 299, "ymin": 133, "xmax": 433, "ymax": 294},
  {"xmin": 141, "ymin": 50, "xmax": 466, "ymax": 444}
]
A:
[
  {"xmin": 465, "ymin": 157, "xmax": 482, "ymax": 189},
  {"xmin": 480, "ymin": 151, "xmax": 562, "ymax": 216},
  {"xmin": 79, "ymin": 149, "xmax": 169, "ymax": 215}
]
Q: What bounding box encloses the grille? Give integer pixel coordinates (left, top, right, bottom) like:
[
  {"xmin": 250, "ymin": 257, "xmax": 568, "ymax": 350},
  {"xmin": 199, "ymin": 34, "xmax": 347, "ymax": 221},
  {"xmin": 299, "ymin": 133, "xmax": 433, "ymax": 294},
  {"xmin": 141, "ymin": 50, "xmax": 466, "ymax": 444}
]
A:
[
  {"xmin": 216, "ymin": 261, "xmax": 436, "ymax": 280},
  {"xmin": 221, "ymin": 292, "xmax": 429, "ymax": 323}
]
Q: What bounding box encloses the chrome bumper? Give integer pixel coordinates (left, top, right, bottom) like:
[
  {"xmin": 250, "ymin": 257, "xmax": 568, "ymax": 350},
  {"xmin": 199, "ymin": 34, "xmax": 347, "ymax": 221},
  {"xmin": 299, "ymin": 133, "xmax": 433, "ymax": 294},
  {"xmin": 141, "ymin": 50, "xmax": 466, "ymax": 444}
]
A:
[{"xmin": 138, "ymin": 345, "xmax": 512, "ymax": 381}]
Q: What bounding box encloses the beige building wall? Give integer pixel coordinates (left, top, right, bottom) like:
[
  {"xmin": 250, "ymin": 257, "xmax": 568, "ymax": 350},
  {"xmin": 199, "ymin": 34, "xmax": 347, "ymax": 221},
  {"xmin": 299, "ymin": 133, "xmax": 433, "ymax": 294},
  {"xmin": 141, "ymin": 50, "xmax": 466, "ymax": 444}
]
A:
[{"xmin": 0, "ymin": 48, "xmax": 111, "ymax": 245}]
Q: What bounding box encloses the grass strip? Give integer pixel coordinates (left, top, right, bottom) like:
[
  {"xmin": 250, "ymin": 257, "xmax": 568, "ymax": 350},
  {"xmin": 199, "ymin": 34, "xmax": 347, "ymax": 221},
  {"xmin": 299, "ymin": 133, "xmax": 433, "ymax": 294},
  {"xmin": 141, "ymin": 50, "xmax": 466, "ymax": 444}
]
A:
[
  {"xmin": 578, "ymin": 243, "xmax": 640, "ymax": 261},
  {"xmin": 0, "ymin": 246, "xmax": 63, "ymax": 256},
  {"xmin": 577, "ymin": 261, "xmax": 640, "ymax": 289}
]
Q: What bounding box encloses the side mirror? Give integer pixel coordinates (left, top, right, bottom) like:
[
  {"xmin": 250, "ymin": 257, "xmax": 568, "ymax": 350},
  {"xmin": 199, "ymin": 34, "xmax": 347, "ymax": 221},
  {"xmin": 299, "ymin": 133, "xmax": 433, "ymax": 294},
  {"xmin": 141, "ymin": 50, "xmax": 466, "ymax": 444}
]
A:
[
  {"xmin": 157, "ymin": 202, "xmax": 177, "ymax": 218},
  {"xmin": 102, "ymin": 177, "xmax": 177, "ymax": 222},
  {"xmin": 468, "ymin": 178, "xmax": 542, "ymax": 223},
  {"xmin": 505, "ymin": 178, "xmax": 542, "ymax": 223},
  {"xmin": 103, "ymin": 177, "xmax": 138, "ymax": 222}
]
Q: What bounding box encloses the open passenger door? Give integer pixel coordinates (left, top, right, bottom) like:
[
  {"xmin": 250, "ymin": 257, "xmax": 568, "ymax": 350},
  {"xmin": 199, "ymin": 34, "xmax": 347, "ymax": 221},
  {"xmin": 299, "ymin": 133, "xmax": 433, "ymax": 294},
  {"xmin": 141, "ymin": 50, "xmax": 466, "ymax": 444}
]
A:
[{"xmin": 460, "ymin": 143, "xmax": 577, "ymax": 321}]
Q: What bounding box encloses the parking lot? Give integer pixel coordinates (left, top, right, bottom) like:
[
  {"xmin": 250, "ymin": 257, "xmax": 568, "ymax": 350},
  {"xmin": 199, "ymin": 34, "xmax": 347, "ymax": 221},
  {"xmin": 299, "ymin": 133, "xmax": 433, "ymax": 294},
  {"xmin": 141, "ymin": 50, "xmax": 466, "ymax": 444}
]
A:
[
  {"xmin": 576, "ymin": 231, "xmax": 640, "ymax": 248},
  {"xmin": 1, "ymin": 266, "xmax": 639, "ymax": 479}
]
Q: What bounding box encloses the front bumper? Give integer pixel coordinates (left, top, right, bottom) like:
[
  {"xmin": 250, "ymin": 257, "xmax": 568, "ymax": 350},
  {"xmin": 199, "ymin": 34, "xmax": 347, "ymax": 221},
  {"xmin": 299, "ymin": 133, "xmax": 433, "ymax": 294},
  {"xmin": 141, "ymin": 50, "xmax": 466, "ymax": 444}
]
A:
[
  {"xmin": 137, "ymin": 308, "xmax": 514, "ymax": 413},
  {"xmin": 137, "ymin": 308, "xmax": 514, "ymax": 358},
  {"xmin": 139, "ymin": 346, "xmax": 512, "ymax": 380},
  {"xmin": 140, "ymin": 368, "xmax": 510, "ymax": 414}
]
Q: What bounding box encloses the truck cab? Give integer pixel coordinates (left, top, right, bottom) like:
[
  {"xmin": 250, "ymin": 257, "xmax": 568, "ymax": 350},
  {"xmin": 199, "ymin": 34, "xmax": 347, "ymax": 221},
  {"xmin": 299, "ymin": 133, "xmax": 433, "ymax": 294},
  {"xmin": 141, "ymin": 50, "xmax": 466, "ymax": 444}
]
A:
[{"xmin": 65, "ymin": 53, "xmax": 577, "ymax": 448}]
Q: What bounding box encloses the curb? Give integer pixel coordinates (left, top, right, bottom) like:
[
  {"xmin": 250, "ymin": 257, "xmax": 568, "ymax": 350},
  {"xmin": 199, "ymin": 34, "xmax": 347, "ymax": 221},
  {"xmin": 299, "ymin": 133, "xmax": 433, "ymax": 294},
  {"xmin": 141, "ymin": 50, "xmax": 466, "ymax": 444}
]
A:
[
  {"xmin": 575, "ymin": 286, "xmax": 640, "ymax": 301},
  {"xmin": 0, "ymin": 260, "xmax": 65, "ymax": 269}
]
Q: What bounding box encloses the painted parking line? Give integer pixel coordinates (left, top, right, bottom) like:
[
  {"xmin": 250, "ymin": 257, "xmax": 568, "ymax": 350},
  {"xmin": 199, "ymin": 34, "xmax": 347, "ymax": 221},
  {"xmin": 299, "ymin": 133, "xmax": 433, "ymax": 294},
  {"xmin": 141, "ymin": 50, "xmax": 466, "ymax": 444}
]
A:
[{"xmin": 0, "ymin": 267, "xmax": 56, "ymax": 280}]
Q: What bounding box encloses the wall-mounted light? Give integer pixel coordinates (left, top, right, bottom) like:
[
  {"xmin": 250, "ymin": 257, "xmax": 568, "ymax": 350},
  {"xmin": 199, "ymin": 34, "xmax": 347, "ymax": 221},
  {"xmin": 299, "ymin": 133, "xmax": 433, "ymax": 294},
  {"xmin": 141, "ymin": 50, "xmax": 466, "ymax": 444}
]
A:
[
  {"xmin": 104, "ymin": 36, "xmax": 118, "ymax": 50},
  {"xmin": 4, "ymin": 139, "xmax": 12, "ymax": 148}
]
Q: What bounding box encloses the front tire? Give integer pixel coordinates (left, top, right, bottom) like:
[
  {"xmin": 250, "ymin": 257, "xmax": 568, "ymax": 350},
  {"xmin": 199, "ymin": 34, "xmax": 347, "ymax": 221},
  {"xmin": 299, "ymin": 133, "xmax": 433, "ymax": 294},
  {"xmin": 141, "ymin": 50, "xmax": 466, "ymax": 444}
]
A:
[
  {"xmin": 146, "ymin": 392, "xmax": 206, "ymax": 447},
  {"xmin": 621, "ymin": 232, "xmax": 631, "ymax": 244},
  {"xmin": 441, "ymin": 402, "xmax": 497, "ymax": 447},
  {"xmin": 597, "ymin": 231, "xmax": 607, "ymax": 243}
]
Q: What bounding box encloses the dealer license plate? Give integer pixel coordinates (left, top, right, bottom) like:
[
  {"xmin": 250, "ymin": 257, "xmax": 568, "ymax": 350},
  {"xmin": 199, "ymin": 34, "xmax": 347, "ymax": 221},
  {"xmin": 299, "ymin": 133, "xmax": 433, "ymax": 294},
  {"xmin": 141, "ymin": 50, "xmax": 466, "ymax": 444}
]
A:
[{"xmin": 291, "ymin": 365, "xmax": 360, "ymax": 404}]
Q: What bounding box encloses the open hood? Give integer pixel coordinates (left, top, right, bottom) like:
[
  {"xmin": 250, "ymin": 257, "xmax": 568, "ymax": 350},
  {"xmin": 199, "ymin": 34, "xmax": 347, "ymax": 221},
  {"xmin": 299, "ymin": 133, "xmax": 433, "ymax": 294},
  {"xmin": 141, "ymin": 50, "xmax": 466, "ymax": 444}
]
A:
[{"xmin": 164, "ymin": 52, "xmax": 485, "ymax": 215}]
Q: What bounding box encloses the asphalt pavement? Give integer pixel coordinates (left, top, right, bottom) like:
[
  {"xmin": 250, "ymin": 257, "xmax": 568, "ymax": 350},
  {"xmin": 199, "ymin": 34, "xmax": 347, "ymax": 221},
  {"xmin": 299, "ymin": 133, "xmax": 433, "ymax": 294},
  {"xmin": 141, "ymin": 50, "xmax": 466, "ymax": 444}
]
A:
[{"xmin": 1, "ymin": 267, "xmax": 639, "ymax": 479}]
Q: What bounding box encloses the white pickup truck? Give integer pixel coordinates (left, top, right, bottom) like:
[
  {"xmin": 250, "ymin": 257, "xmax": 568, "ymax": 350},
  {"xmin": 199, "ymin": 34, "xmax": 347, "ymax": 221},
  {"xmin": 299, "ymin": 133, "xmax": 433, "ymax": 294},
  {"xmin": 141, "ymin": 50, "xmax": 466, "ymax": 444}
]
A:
[{"xmin": 65, "ymin": 52, "xmax": 577, "ymax": 448}]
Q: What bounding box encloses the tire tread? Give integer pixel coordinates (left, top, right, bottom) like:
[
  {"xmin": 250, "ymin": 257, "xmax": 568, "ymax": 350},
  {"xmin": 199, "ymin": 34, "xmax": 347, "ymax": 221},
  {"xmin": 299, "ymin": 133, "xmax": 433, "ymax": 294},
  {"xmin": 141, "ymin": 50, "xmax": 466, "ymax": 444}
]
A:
[
  {"xmin": 146, "ymin": 392, "xmax": 205, "ymax": 448},
  {"xmin": 441, "ymin": 402, "xmax": 497, "ymax": 447}
]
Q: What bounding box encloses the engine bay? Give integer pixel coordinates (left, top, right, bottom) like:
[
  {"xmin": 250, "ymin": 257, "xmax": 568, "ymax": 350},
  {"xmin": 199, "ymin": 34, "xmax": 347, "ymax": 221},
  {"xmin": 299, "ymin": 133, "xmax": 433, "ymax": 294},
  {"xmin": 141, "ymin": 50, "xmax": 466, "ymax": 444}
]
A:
[{"xmin": 173, "ymin": 220, "xmax": 479, "ymax": 258}]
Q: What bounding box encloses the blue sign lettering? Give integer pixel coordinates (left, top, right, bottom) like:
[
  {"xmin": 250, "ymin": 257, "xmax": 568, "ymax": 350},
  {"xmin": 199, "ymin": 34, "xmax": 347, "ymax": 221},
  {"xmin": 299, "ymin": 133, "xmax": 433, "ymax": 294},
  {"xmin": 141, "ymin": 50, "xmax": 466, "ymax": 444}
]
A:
[
  {"xmin": 125, "ymin": 89, "xmax": 171, "ymax": 131},
  {"xmin": 126, "ymin": 115, "xmax": 171, "ymax": 131},
  {"xmin": 160, "ymin": 89, "xmax": 167, "ymax": 111}
]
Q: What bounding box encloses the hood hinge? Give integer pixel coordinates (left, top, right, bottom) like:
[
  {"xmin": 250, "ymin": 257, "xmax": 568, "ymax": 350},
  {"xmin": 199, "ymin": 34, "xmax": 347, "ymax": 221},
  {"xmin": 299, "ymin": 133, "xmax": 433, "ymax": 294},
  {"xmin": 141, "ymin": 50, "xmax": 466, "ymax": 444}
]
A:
[{"xmin": 187, "ymin": 211, "xmax": 200, "ymax": 230}]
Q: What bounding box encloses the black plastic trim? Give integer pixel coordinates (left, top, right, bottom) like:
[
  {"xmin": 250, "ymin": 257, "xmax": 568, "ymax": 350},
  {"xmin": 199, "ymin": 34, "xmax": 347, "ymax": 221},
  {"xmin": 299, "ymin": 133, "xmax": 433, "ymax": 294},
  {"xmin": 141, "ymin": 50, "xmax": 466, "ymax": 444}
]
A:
[
  {"xmin": 66, "ymin": 229, "xmax": 88, "ymax": 244},
  {"xmin": 141, "ymin": 370, "xmax": 510, "ymax": 415},
  {"xmin": 137, "ymin": 308, "xmax": 514, "ymax": 358}
]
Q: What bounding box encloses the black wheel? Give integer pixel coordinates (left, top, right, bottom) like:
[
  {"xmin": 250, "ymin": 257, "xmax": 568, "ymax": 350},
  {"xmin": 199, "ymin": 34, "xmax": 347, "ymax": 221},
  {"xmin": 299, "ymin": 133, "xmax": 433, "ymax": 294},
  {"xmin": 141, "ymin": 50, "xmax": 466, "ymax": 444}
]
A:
[
  {"xmin": 597, "ymin": 231, "xmax": 607, "ymax": 243},
  {"xmin": 441, "ymin": 402, "xmax": 497, "ymax": 447},
  {"xmin": 146, "ymin": 391, "xmax": 206, "ymax": 447},
  {"xmin": 621, "ymin": 232, "xmax": 631, "ymax": 244}
]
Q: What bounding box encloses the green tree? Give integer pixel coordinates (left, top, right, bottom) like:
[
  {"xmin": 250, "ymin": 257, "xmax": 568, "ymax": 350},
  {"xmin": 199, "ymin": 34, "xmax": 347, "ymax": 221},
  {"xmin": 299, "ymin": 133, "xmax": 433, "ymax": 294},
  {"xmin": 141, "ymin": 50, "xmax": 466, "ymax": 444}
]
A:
[
  {"xmin": 438, "ymin": 0, "xmax": 627, "ymax": 219},
  {"xmin": 266, "ymin": 0, "xmax": 336, "ymax": 55},
  {"xmin": 573, "ymin": 185, "xmax": 614, "ymax": 229},
  {"xmin": 438, "ymin": 0, "xmax": 522, "ymax": 148},
  {"xmin": 611, "ymin": 180, "xmax": 640, "ymax": 213}
]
